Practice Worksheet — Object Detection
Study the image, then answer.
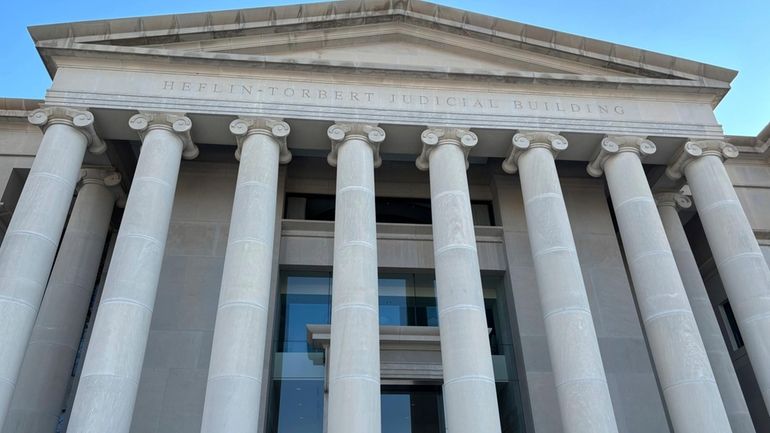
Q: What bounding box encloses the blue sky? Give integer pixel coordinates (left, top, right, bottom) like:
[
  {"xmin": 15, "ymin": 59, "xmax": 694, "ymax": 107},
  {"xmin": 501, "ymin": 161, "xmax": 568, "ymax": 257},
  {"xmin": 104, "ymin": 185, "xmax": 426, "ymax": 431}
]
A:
[{"xmin": 1, "ymin": 0, "xmax": 767, "ymax": 136}]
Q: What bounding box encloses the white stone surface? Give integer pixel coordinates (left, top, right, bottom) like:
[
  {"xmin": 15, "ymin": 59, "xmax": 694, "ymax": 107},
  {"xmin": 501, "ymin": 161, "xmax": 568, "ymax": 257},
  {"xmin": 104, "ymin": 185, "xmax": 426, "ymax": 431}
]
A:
[
  {"xmin": 590, "ymin": 136, "xmax": 732, "ymax": 433},
  {"xmin": 676, "ymin": 140, "xmax": 770, "ymax": 412},
  {"xmin": 656, "ymin": 192, "xmax": 756, "ymax": 433},
  {"xmin": 67, "ymin": 113, "xmax": 194, "ymax": 433},
  {"xmin": 3, "ymin": 170, "xmax": 116, "ymax": 433},
  {"xmin": 506, "ymin": 132, "xmax": 618, "ymax": 433},
  {"xmin": 0, "ymin": 108, "xmax": 93, "ymax": 427},
  {"xmin": 418, "ymin": 127, "xmax": 502, "ymax": 433},
  {"xmin": 200, "ymin": 117, "xmax": 289, "ymax": 433},
  {"xmin": 326, "ymin": 123, "xmax": 384, "ymax": 433}
]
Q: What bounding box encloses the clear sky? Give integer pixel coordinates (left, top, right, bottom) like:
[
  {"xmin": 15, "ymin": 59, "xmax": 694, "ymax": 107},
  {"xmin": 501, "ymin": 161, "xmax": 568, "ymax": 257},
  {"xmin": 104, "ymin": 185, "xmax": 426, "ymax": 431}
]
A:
[{"xmin": 2, "ymin": 0, "xmax": 767, "ymax": 136}]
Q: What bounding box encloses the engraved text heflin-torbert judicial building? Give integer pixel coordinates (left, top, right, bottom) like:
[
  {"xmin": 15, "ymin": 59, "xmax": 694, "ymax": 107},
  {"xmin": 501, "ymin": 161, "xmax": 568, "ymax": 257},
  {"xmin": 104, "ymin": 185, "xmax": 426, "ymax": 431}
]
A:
[{"xmin": 0, "ymin": 2, "xmax": 769, "ymax": 433}]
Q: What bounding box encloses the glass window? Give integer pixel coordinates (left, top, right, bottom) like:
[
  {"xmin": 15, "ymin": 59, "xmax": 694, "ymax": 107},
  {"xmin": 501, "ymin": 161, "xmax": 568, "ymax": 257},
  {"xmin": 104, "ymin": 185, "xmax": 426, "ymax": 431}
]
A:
[
  {"xmin": 269, "ymin": 272, "xmax": 526, "ymax": 433},
  {"xmin": 283, "ymin": 193, "xmax": 496, "ymax": 226},
  {"xmin": 381, "ymin": 386, "xmax": 444, "ymax": 433},
  {"xmin": 277, "ymin": 275, "xmax": 331, "ymax": 353},
  {"xmin": 270, "ymin": 380, "xmax": 325, "ymax": 433},
  {"xmin": 379, "ymin": 277, "xmax": 410, "ymax": 326}
]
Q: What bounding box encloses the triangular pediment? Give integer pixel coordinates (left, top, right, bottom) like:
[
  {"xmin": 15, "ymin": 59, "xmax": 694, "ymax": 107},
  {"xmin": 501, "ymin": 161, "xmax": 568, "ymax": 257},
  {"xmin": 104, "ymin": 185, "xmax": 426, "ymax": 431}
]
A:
[
  {"xmin": 28, "ymin": 0, "xmax": 737, "ymax": 87},
  {"xmin": 141, "ymin": 23, "xmax": 638, "ymax": 78}
]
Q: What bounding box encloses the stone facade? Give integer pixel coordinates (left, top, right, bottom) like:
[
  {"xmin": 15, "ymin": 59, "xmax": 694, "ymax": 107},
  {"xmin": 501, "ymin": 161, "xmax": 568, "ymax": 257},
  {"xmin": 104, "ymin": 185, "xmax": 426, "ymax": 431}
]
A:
[{"xmin": 0, "ymin": 1, "xmax": 768, "ymax": 433}]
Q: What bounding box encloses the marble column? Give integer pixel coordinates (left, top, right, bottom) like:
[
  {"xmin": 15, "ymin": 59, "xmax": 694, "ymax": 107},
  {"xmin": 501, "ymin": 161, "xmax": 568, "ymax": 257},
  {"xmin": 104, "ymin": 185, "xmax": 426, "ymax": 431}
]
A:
[
  {"xmin": 3, "ymin": 169, "xmax": 120, "ymax": 433},
  {"xmin": 416, "ymin": 127, "xmax": 502, "ymax": 433},
  {"xmin": 656, "ymin": 192, "xmax": 756, "ymax": 433},
  {"xmin": 200, "ymin": 118, "xmax": 291, "ymax": 433},
  {"xmin": 67, "ymin": 112, "xmax": 198, "ymax": 433},
  {"xmin": 668, "ymin": 140, "xmax": 770, "ymax": 411},
  {"xmin": 325, "ymin": 123, "xmax": 384, "ymax": 433},
  {"xmin": 0, "ymin": 107, "xmax": 105, "ymax": 426},
  {"xmin": 504, "ymin": 132, "xmax": 618, "ymax": 433},
  {"xmin": 587, "ymin": 136, "xmax": 732, "ymax": 433}
]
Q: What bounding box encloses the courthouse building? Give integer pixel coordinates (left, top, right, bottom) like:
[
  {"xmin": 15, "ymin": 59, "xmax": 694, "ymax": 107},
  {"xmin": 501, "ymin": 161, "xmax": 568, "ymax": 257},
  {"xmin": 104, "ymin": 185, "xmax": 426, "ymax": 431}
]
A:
[{"xmin": 1, "ymin": 1, "xmax": 770, "ymax": 433}]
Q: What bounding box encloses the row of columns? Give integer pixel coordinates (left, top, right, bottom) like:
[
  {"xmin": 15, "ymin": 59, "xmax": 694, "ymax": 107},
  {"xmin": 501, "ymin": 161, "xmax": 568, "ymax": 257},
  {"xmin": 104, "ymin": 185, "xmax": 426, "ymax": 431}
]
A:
[{"xmin": 0, "ymin": 106, "xmax": 767, "ymax": 433}]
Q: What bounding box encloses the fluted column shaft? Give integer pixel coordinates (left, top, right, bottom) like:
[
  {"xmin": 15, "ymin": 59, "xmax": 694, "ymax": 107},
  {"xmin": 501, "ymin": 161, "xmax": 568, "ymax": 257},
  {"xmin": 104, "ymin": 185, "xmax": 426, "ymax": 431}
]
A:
[
  {"xmin": 2, "ymin": 170, "xmax": 118, "ymax": 433},
  {"xmin": 326, "ymin": 123, "xmax": 384, "ymax": 433},
  {"xmin": 589, "ymin": 136, "xmax": 731, "ymax": 433},
  {"xmin": 67, "ymin": 113, "xmax": 197, "ymax": 433},
  {"xmin": 657, "ymin": 193, "xmax": 755, "ymax": 433},
  {"xmin": 505, "ymin": 133, "xmax": 618, "ymax": 433},
  {"xmin": 417, "ymin": 127, "xmax": 502, "ymax": 433},
  {"xmin": 672, "ymin": 140, "xmax": 770, "ymax": 410},
  {"xmin": 200, "ymin": 118, "xmax": 291, "ymax": 433},
  {"xmin": 0, "ymin": 108, "xmax": 103, "ymax": 426}
]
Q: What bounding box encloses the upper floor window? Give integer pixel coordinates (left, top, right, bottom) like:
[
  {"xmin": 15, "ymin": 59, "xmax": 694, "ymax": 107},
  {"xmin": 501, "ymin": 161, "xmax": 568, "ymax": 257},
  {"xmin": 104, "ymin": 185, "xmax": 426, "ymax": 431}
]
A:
[{"xmin": 284, "ymin": 193, "xmax": 495, "ymax": 226}]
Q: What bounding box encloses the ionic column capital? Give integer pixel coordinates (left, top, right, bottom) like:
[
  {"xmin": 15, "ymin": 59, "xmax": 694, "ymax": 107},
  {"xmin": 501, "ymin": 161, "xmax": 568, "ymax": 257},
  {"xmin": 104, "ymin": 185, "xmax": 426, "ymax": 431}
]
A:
[
  {"xmin": 327, "ymin": 122, "xmax": 385, "ymax": 168},
  {"xmin": 78, "ymin": 167, "xmax": 126, "ymax": 207},
  {"xmin": 502, "ymin": 131, "xmax": 568, "ymax": 174},
  {"xmin": 587, "ymin": 135, "xmax": 656, "ymax": 177},
  {"xmin": 416, "ymin": 126, "xmax": 477, "ymax": 171},
  {"xmin": 128, "ymin": 112, "xmax": 199, "ymax": 160},
  {"xmin": 28, "ymin": 106, "xmax": 106, "ymax": 155},
  {"xmin": 665, "ymin": 140, "xmax": 739, "ymax": 180},
  {"xmin": 654, "ymin": 191, "xmax": 693, "ymax": 211},
  {"xmin": 229, "ymin": 117, "xmax": 292, "ymax": 163}
]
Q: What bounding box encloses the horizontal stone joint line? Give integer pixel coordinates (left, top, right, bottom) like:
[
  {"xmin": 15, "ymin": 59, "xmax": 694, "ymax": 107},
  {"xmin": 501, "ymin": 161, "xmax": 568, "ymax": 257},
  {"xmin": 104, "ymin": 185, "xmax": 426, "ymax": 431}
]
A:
[
  {"xmin": 227, "ymin": 238, "xmax": 269, "ymax": 248},
  {"xmin": 133, "ymin": 176, "xmax": 173, "ymax": 190},
  {"xmin": 235, "ymin": 180, "xmax": 270, "ymax": 190},
  {"xmin": 433, "ymin": 189, "xmax": 468, "ymax": 202},
  {"xmin": 554, "ymin": 376, "xmax": 608, "ymax": 389},
  {"xmin": 661, "ymin": 377, "xmax": 717, "ymax": 392},
  {"xmin": 532, "ymin": 245, "xmax": 575, "ymax": 258},
  {"xmin": 28, "ymin": 171, "xmax": 75, "ymax": 188},
  {"xmin": 435, "ymin": 243, "xmax": 477, "ymax": 255},
  {"xmin": 99, "ymin": 297, "xmax": 154, "ymax": 314},
  {"xmin": 116, "ymin": 232, "xmax": 163, "ymax": 246},
  {"xmin": 613, "ymin": 195, "xmax": 655, "ymax": 210},
  {"xmin": 332, "ymin": 303, "xmax": 378, "ymax": 314},
  {"xmin": 337, "ymin": 185, "xmax": 374, "ymax": 195},
  {"xmin": 6, "ymin": 229, "xmax": 58, "ymax": 247},
  {"xmin": 739, "ymin": 311, "xmax": 770, "ymax": 326},
  {"xmin": 439, "ymin": 304, "xmax": 485, "ymax": 317},
  {"xmin": 642, "ymin": 308, "xmax": 694, "ymax": 325},
  {"xmin": 207, "ymin": 373, "xmax": 262, "ymax": 384},
  {"xmin": 629, "ymin": 249, "xmax": 673, "ymax": 264},
  {"xmin": 698, "ymin": 198, "xmax": 741, "ymax": 214},
  {"xmin": 78, "ymin": 372, "xmax": 140, "ymax": 387},
  {"xmin": 443, "ymin": 375, "xmax": 496, "ymax": 386},
  {"xmin": 217, "ymin": 300, "xmax": 268, "ymax": 312},
  {"xmin": 524, "ymin": 192, "xmax": 563, "ymax": 206},
  {"xmin": 0, "ymin": 295, "xmax": 38, "ymax": 313},
  {"xmin": 339, "ymin": 240, "xmax": 376, "ymax": 250},
  {"xmin": 717, "ymin": 251, "xmax": 766, "ymax": 268},
  {"xmin": 331, "ymin": 374, "xmax": 380, "ymax": 385},
  {"xmin": 543, "ymin": 306, "xmax": 592, "ymax": 320}
]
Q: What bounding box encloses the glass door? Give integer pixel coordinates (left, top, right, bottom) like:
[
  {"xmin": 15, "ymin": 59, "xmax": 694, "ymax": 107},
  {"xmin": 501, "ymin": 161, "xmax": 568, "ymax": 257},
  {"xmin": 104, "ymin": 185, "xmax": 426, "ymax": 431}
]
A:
[{"xmin": 381, "ymin": 385, "xmax": 445, "ymax": 433}]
